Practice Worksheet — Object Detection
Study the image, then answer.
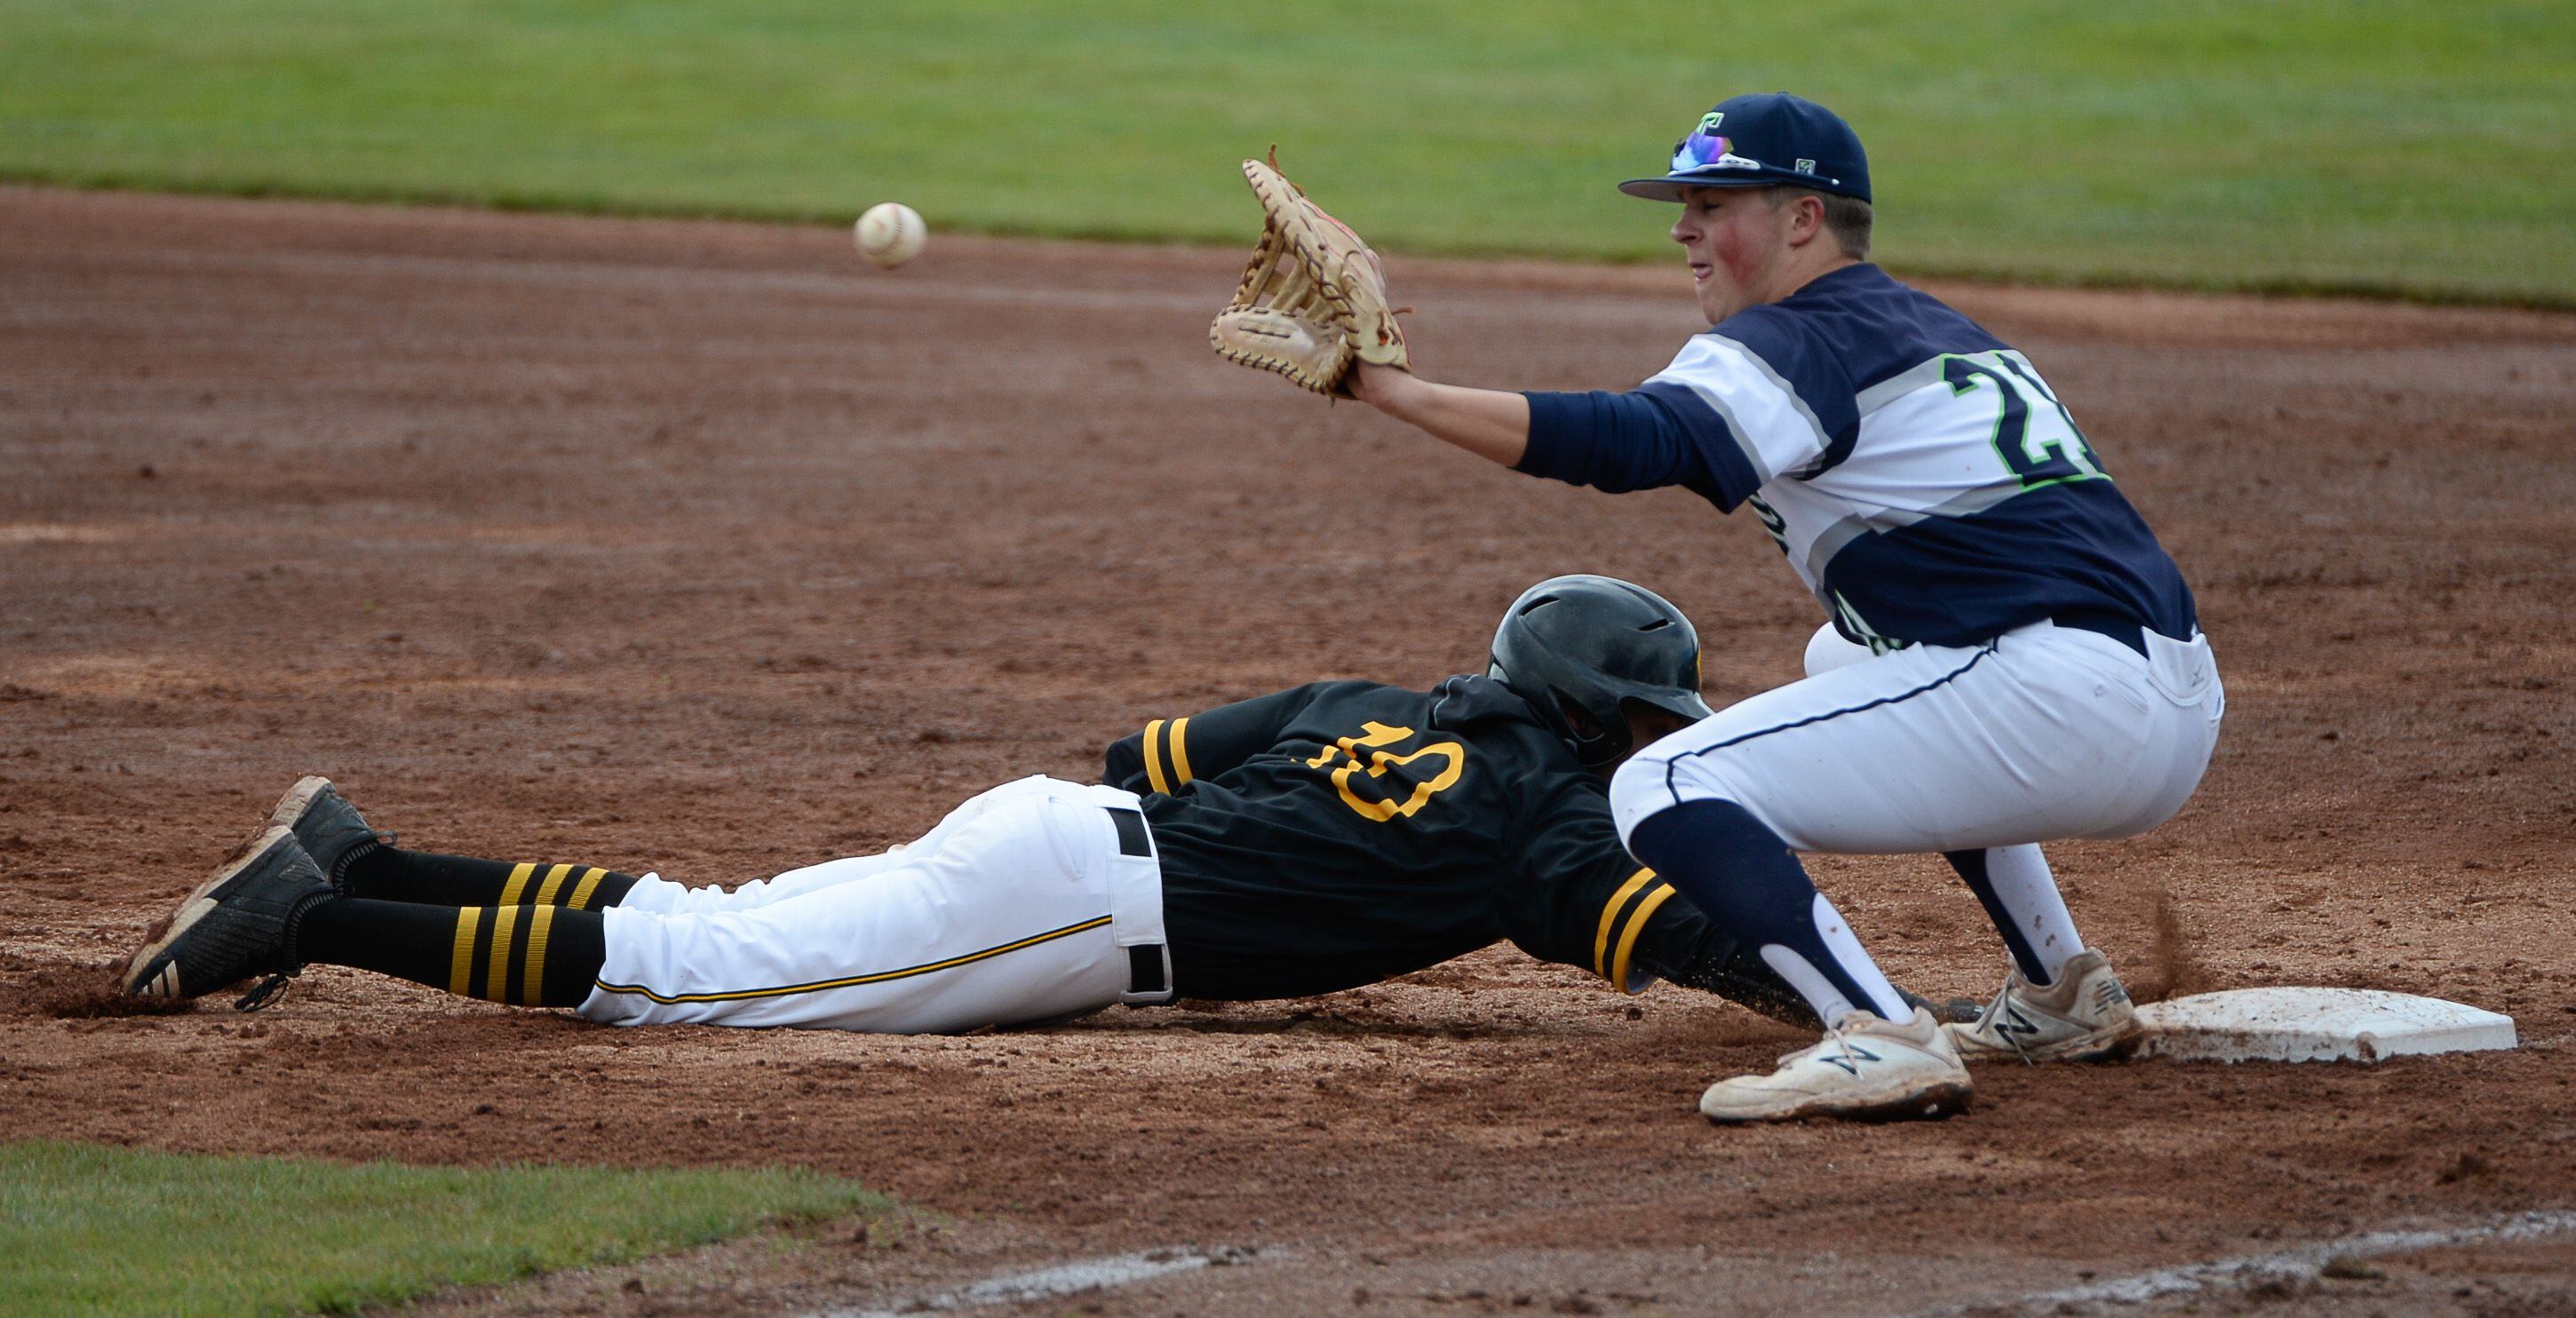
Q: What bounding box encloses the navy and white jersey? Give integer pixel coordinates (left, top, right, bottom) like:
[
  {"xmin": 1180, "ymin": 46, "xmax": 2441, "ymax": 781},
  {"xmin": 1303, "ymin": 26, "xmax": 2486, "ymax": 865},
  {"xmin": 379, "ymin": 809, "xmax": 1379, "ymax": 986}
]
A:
[{"xmin": 1518, "ymin": 264, "xmax": 2195, "ymax": 651}]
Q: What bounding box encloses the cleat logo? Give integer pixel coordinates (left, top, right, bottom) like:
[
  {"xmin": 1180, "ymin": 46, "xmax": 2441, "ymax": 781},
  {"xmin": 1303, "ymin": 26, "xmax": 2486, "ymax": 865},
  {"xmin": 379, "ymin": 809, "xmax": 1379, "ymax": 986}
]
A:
[
  {"xmin": 153, "ymin": 964, "xmax": 179, "ymax": 997},
  {"xmin": 1996, "ymin": 1008, "xmax": 2040, "ymax": 1036},
  {"xmin": 1819, "ymin": 1044, "xmax": 1882, "ymax": 1076}
]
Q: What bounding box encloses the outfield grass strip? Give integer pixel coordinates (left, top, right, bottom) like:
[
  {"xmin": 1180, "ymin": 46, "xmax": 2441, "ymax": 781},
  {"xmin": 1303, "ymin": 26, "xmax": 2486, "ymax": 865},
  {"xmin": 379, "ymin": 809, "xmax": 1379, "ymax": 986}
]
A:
[
  {"xmin": 0, "ymin": 1140, "xmax": 886, "ymax": 1318},
  {"xmin": 1, "ymin": 1, "xmax": 2569, "ymax": 307}
]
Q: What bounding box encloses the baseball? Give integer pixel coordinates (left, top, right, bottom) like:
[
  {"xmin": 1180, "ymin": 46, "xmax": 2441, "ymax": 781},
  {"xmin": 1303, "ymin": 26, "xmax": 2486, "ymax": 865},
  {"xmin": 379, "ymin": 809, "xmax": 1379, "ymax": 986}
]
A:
[{"xmin": 854, "ymin": 202, "xmax": 926, "ymax": 268}]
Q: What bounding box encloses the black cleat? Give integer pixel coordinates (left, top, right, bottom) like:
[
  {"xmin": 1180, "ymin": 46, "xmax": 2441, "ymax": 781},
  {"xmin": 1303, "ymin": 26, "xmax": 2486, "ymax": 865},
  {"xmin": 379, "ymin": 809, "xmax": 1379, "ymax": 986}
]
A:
[
  {"xmin": 122, "ymin": 825, "xmax": 334, "ymax": 1007},
  {"xmin": 1896, "ymin": 987, "xmax": 1984, "ymax": 1026},
  {"xmin": 267, "ymin": 775, "xmax": 390, "ymax": 887}
]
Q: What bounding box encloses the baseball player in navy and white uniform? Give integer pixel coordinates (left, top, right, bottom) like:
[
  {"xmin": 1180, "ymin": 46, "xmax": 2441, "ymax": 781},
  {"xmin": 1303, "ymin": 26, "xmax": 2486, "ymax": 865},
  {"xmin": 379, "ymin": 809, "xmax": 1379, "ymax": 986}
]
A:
[
  {"xmin": 125, "ymin": 576, "xmax": 1944, "ymax": 1037},
  {"xmin": 1346, "ymin": 92, "xmax": 2222, "ymax": 1123}
]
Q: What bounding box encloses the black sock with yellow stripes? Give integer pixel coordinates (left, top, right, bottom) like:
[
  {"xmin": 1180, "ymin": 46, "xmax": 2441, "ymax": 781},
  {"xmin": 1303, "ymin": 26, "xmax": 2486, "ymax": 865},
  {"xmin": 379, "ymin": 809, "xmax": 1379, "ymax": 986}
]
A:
[
  {"xmin": 295, "ymin": 896, "xmax": 606, "ymax": 1007},
  {"xmin": 339, "ymin": 848, "xmax": 639, "ymax": 911}
]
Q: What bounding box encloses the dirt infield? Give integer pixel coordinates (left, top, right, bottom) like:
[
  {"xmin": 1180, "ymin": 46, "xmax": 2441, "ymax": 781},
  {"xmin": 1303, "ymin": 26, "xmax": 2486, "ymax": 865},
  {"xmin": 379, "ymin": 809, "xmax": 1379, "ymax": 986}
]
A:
[{"xmin": 4, "ymin": 186, "xmax": 2573, "ymax": 1315}]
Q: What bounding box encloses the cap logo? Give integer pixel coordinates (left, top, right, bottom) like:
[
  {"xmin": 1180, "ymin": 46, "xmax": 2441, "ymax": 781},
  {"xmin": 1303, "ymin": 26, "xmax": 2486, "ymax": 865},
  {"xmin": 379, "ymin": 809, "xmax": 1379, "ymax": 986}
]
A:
[
  {"xmin": 1796, "ymin": 158, "xmax": 1817, "ymax": 173},
  {"xmin": 1697, "ymin": 112, "xmax": 1725, "ymax": 133},
  {"xmin": 1669, "ymin": 133, "xmax": 1767, "ymax": 175}
]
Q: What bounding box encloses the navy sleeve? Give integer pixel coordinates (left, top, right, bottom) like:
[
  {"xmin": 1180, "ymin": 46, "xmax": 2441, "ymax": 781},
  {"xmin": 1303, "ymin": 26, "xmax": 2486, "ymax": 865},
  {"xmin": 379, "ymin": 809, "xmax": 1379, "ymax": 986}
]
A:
[{"xmin": 1516, "ymin": 388, "xmax": 1761, "ymax": 511}]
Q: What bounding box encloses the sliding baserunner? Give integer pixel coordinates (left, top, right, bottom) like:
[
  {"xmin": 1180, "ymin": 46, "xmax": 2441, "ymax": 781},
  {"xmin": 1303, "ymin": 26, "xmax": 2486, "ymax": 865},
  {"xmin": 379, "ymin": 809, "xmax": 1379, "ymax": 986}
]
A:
[{"xmin": 125, "ymin": 576, "xmax": 1928, "ymax": 1036}]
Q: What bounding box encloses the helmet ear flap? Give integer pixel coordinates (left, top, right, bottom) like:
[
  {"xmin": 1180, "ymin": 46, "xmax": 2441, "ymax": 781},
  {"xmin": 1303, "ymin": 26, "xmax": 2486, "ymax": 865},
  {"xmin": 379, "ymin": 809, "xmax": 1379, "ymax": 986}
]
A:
[
  {"xmin": 1552, "ymin": 693, "xmax": 1634, "ymax": 767},
  {"xmin": 1554, "ymin": 694, "xmax": 1604, "ymax": 742}
]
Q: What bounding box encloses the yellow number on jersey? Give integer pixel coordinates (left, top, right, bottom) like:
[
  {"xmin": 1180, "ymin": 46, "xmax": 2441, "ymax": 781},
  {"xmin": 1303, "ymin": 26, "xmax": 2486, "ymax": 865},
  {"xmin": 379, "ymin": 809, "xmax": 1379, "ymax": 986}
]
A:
[{"xmin": 1304, "ymin": 720, "xmax": 1467, "ymax": 822}]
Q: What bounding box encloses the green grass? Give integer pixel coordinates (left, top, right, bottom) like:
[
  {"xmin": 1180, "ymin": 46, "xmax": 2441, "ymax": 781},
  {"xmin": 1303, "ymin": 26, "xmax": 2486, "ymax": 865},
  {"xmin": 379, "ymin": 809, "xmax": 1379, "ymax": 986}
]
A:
[
  {"xmin": 2, "ymin": 1, "xmax": 2572, "ymax": 305},
  {"xmin": 0, "ymin": 1141, "xmax": 886, "ymax": 1317}
]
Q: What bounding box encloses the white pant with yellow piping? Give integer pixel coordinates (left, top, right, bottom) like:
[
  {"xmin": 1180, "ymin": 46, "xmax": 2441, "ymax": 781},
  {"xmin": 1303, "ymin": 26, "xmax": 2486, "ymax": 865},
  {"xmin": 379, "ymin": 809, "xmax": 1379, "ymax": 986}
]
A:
[{"xmin": 578, "ymin": 776, "xmax": 1168, "ymax": 1034}]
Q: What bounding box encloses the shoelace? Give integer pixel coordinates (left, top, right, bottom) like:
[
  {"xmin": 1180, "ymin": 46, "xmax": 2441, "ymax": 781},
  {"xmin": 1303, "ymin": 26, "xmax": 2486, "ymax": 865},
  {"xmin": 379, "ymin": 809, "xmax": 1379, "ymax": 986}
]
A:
[
  {"xmin": 1972, "ymin": 981, "xmax": 2039, "ymax": 1067},
  {"xmin": 235, "ymin": 973, "xmax": 295, "ymax": 1012},
  {"xmin": 236, "ymin": 886, "xmax": 337, "ymax": 1012},
  {"xmin": 1780, "ymin": 1015, "xmax": 1880, "ymax": 1070}
]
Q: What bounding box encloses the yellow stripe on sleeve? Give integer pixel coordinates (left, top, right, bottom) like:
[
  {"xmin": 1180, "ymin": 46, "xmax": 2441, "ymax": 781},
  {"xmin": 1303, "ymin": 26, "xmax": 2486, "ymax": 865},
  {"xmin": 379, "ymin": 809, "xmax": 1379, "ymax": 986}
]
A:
[
  {"xmin": 529, "ymin": 862, "xmax": 576, "ymax": 905},
  {"xmin": 1168, "ymin": 717, "xmax": 1194, "ymax": 786},
  {"xmin": 495, "ymin": 861, "xmax": 537, "ymax": 907},
  {"xmin": 448, "ymin": 907, "xmax": 483, "ymax": 996},
  {"xmin": 521, "ymin": 904, "xmax": 558, "ymax": 1005},
  {"xmin": 1608, "ymin": 883, "xmax": 1680, "ymax": 994},
  {"xmin": 1592, "ymin": 868, "xmax": 1658, "ymax": 980},
  {"xmin": 484, "ymin": 903, "xmax": 522, "ymax": 1004},
  {"xmin": 1141, "ymin": 719, "xmax": 1172, "ymax": 795},
  {"xmin": 566, "ymin": 867, "xmax": 608, "ymax": 910}
]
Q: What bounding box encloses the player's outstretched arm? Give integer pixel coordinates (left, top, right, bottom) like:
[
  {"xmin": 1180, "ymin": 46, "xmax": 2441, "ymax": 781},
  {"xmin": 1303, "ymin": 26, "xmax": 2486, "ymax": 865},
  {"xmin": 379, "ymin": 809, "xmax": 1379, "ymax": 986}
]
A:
[
  {"xmin": 1348, "ymin": 361, "xmax": 1530, "ymax": 468},
  {"xmin": 1356, "ymin": 361, "xmax": 1723, "ymax": 499}
]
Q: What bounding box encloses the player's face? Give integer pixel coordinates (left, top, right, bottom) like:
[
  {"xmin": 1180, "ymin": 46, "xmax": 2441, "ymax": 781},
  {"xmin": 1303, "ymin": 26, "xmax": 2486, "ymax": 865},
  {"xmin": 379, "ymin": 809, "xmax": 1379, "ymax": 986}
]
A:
[
  {"xmin": 1616, "ymin": 703, "xmax": 1702, "ymax": 765},
  {"xmin": 1671, "ymin": 187, "xmax": 1794, "ymax": 325}
]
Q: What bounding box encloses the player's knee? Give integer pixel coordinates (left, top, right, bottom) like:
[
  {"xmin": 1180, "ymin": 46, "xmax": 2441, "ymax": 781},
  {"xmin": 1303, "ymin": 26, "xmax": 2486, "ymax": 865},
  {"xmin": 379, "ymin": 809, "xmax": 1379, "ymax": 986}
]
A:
[
  {"xmin": 1612, "ymin": 742, "xmax": 1779, "ymax": 850},
  {"xmin": 1608, "ymin": 754, "xmax": 1681, "ymax": 847}
]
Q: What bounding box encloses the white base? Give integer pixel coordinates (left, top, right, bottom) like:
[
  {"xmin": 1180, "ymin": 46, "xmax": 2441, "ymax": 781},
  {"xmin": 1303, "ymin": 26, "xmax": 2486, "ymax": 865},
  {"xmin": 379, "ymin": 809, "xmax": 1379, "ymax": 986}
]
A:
[{"xmin": 2135, "ymin": 987, "xmax": 2517, "ymax": 1063}]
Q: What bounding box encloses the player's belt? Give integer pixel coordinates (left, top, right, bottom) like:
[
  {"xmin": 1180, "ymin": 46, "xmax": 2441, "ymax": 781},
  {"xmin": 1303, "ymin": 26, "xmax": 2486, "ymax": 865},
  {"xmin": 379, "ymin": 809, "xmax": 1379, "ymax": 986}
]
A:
[
  {"xmin": 2050, "ymin": 609, "xmax": 2148, "ymax": 658},
  {"xmin": 1105, "ymin": 806, "xmax": 1154, "ymax": 859},
  {"xmin": 1102, "ymin": 805, "xmax": 1171, "ymax": 999},
  {"xmin": 1126, "ymin": 946, "xmax": 1169, "ymax": 997}
]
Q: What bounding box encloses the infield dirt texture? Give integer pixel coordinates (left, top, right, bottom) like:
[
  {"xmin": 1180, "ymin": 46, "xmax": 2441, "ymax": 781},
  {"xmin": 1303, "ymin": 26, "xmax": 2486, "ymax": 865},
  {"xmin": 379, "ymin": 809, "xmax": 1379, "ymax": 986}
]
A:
[{"xmin": 4, "ymin": 187, "xmax": 2574, "ymax": 1314}]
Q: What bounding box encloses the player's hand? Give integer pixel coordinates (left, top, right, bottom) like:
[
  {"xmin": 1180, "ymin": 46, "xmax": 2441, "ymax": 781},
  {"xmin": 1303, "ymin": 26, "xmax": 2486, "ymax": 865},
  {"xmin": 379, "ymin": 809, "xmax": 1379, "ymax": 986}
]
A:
[
  {"xmin": 1209, "ymin": 155, "xmax": 1408, "ymax": 395},
  {"xmin": 1346, "ymin": 360, "xmax": 1416, "ymax": 409}
]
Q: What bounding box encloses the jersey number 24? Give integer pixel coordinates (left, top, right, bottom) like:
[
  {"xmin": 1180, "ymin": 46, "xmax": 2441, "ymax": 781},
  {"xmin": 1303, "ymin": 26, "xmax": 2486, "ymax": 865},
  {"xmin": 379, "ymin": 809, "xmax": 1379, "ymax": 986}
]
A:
[{"xmin": 1941, "ymin": 353, "xmax": 2108, "ymax": 490}]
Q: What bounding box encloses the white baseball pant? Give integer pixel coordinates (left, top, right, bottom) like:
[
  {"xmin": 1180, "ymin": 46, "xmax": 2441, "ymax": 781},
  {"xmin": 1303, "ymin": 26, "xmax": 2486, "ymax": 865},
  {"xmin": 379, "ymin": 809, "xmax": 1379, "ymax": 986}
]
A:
[
  {"xmin": 1612, "ymin": 619, "xmax": 2224, "ymax": 854},
  {"xmin": 578, "ymin": 776, "xmax": 1172, "ymax": 1033}
]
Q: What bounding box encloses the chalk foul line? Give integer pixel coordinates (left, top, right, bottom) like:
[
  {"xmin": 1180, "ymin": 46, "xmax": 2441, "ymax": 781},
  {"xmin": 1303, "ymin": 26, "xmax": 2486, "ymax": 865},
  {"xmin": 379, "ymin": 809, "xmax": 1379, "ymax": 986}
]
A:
[
  {"xmin": 819, "ymin": 1244, "xmax": 1260, "ymax": 1317},
  {"xmin": 1910, "ymin": 1208, "xmax": 2576, "ymax": 1316}
]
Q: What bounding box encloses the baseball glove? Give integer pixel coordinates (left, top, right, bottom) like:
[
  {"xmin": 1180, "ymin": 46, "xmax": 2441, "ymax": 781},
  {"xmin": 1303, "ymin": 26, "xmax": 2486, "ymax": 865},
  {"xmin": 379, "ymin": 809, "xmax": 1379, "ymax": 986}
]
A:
[{"xmin": 1209, "ymin": 153, "xmax": 1409, "ymax": 394}]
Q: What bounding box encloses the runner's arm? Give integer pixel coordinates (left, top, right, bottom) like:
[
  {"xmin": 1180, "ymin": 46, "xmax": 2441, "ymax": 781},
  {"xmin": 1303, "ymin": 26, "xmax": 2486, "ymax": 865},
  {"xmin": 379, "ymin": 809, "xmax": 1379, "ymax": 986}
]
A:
[
  {"xmin": 1498, "ymin": 784, "xmax": 1821, "ymax": 1027},
  {"xmin": 1102, "ymin": 683, "xmax": 1343, "ymax": 795}
]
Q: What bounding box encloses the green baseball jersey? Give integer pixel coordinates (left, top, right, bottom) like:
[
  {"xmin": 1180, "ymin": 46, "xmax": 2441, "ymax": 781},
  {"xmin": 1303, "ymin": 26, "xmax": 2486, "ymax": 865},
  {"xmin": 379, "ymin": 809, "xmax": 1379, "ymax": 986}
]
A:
[{"xmin": 1104, "ymin": 675, "xmax": 1692, "ymax": 1003}]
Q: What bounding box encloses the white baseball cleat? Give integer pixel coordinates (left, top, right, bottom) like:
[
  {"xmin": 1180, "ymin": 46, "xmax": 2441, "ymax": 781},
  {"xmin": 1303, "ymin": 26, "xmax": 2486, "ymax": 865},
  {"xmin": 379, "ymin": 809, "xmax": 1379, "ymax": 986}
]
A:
[
  {"xmin": 1699, "ymin": 1006, "xmax": 1972, "ymax": 1124},
  {"xmin": 1944, "ymin": 948, "xmax": 2143, "ymax": 1064}
]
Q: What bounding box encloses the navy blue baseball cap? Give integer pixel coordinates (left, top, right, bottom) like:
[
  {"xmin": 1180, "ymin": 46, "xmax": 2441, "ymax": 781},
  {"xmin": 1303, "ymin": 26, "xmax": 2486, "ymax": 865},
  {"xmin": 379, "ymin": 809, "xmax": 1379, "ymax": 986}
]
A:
[{"xmin": 1618, "ymin": 91, "xmax": 1871, "ymax": 203}]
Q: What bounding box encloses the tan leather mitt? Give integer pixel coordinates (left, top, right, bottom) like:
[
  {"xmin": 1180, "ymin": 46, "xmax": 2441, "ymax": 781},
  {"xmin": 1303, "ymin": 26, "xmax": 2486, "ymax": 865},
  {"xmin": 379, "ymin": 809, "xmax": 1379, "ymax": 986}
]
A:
[{"xmin": 1209, "ymin": 155, "xmax": 1409, "ymax": 394}]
